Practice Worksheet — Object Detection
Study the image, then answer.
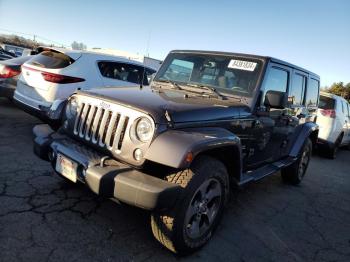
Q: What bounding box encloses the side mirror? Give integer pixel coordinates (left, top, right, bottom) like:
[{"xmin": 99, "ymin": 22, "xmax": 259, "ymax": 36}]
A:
[
  {"xmin": 264, "ymin": 90, "xmax": 287, "ymax": 109},
  {"xmin": 148, "ymin": 73, "xmax": 156, "ymax": 84}
]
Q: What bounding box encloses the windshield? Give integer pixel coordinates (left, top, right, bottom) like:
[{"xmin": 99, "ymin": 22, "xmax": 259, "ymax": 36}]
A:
[{"xmin": 154, "ymin": 52, "xmax": 263, "ymax": 97}]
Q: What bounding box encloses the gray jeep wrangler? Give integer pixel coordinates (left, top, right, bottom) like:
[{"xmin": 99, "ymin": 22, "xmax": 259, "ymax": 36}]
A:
[{"xmin": 33, "ymin": 50, "xmax": 320, "ymax": 254}]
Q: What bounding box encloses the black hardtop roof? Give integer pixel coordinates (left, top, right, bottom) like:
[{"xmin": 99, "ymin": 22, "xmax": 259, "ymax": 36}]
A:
[{"xmin": 170, "ymin": 50, "xmax": 320, "ymax": 79}]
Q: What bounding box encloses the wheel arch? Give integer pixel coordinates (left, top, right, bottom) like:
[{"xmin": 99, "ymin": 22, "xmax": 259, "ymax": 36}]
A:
[
  {"xmin": 195, "ymin": 146, "xmax": 242, "ymax": 186},
  {"xmin": 289, "ymin": 122, "xmax": 319, "ymax": 157},
  {"xmin": 145, "ymin": 128, "xmax": 242, "ymax": 173}
]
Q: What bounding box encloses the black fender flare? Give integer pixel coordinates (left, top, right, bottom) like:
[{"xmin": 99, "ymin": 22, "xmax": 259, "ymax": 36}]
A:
[
  {"xmin": 145, "ymin": 127, "xmax": 241, "ymax": 169},
  {"xmin": 289, "ymin": 122, "xmax": 319, "ymax": 157}
]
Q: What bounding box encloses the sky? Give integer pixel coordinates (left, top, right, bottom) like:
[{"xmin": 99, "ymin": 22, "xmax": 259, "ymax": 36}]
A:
[{"xmin": 0, "ymin": 0, "xmax": 349, "ymax": 87}]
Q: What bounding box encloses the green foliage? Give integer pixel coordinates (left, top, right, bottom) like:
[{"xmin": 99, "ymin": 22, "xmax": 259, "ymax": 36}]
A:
[{"xmin": 325, "ymin": 82, "xmax": 350, "ymax": 101}]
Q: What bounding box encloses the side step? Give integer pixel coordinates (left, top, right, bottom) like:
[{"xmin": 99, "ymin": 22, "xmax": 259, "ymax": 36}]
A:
[{"xmin": 239, "ymin": 157, "xmax": 296, "ymax": 185}]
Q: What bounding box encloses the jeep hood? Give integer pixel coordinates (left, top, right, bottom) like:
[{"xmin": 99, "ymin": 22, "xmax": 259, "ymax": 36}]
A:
[{"xmin": 80, "ymin": 86, "xmax": 249, "ymax": 124}]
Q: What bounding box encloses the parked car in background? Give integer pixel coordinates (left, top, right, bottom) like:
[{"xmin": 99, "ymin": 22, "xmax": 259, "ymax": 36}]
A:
[
  {"xmin": 317, "ymin": 92, "xmax": 350, "ymax": 158},
  {"xmin": 14, "ymin": 47, "xmax": 156, "ymax": 119},
  {"xmin": 33, "ymin": 50, "xmax": 320, "ymax": 254},
  {"xmin": 0, "ymin": 55, "xmax": 33, "ymax": 99},
  {"xmin": 0, "ymin": 47, "xmax": 16, "ymax": 61}
]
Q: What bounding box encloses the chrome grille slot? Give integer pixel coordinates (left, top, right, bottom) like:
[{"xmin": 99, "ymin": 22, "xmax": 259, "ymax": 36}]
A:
[
  {"xmin": 85, "ymin": 105, "xmax": 98, "ymax": 140},
  {"xmin": 117, "ymin": 117, "xmax": 129, "ymax": 150},
  {"xmin": 79, "ymin": 104, "xmax": 91, "ymax": 138}
]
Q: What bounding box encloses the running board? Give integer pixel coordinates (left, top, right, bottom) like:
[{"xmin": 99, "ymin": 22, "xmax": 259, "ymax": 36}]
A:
[{"xmin": 239, "ymin": 157, "xmax": 296, "ymax": 185}]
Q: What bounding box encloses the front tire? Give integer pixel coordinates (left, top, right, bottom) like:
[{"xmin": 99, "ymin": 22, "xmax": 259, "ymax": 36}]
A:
[
  {"xmin": 281, "ymin": 138, "xmax": 312, "ymax": 185},
  {"xmin": 151, "ymin": 156, "xmax": 229, "ymax": 255}
]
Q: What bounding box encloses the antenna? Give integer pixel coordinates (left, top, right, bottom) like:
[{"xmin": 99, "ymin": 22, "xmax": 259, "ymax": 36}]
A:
[{"xmin": 140, "ymin": 30, "xmax": 152, "ymax": 89}]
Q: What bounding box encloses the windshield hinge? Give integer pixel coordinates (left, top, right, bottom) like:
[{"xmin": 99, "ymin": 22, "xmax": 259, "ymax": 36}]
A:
[{"xmin": 165, "ymin": 110, "xmax": 174, "ymax": 127}]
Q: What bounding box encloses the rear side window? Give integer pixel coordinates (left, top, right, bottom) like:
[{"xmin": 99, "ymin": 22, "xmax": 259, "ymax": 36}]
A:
[
  {"xmin": 263, "ymin": 67, "xmax": 288, "ymax": 93},
  {"xmin": 319, "ymin": 96, "xmax": 335, "ymax": 110},
  {"xmin": 290, "ymin": 73, "xmax": 306, "ymax": 105},
  {"xmin": 98, "ymin": 61, "xmax": 155, "ymax": 85},
  {"xmin": 27, "ymin": 51, "xmax": 74, "ymax": 69},
  {"xmin": 305, "ymin": 78, "xmax": 320, "ymax": 107}
]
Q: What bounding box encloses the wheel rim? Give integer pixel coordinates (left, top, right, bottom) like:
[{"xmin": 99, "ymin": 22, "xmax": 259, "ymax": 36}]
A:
[
  {"xmin": 184, "ymin": 178, "xmax": 222, "ymax": 240},
  {"xmin": 298, "ymin": 145, "xmax": 311, "ymax": 179}
]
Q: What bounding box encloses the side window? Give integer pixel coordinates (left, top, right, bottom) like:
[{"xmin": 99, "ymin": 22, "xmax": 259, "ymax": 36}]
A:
[
  {"xmin": 305, "ymin": 78, "xmax": 320, "ymax": 108},
  {"xmin": 263, "ymin": 67, "xmax": 288, "ymax": 93},
  {"xmin": 98, "ymin": 62, "xmax": 152, "ymax": 85},
  {"xmin": 290, "ymin": 73, "xmax": 306, "ymax": 105},
  {"xmin": 347, "ymin": 103, "xmax": 350, "ymax": 118}
]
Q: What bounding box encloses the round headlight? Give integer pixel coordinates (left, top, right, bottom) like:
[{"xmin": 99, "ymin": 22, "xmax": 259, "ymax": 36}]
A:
[
  {"xmin": 66, "ymin": 97, "xmax": 78, "ymax": 119},
  {"xmin": 135, "ymin": 117, "xmax": 153, "ymax": 142}
]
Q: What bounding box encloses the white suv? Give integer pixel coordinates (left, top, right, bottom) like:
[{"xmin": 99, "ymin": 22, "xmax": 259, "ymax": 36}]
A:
[
  {"xmin": 317, "ymin": 91, "xmax": 350, "ymax": 158},
  {"xmin": 14, "ymin": 47, "xmax": 156, "ymax": 118}
]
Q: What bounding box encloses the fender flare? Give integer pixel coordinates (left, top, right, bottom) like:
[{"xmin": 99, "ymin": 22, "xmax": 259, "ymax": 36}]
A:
[
  {"xmin": 145, "ymin": 127, "xmax": 241, "ymax": 169},
  {"xmin": 289, "ymin": 122, "xmax": 319, "ymax": 157}
]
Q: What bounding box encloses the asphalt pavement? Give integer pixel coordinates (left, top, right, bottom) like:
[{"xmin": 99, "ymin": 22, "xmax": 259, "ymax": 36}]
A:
[{"xmin": 0, "ymin": 98, "xmax": 349, "ymax": 262}]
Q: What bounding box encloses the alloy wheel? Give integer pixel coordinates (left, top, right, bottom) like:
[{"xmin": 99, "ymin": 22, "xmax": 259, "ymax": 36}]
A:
[{"xmin": 184, "ymin": 178, "xmax": 222, "ymax": 239}]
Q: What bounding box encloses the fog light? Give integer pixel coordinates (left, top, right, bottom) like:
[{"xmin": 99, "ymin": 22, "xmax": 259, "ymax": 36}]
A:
[
  {"xmin": 63, "ymin": 120, "xmax": 68, "ymax": 129},
  {"xmin": 133, "ymin": 148, "xmax": 143, "ymax": 161}
]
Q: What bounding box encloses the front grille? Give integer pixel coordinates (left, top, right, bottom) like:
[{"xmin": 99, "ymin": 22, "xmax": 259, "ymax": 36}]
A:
[{"xmin": 73, "ymin": 103, "xmax": 130, "ymax": 152}]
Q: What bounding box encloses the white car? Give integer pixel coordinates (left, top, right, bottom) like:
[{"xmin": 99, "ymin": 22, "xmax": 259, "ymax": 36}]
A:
[
  {"xmin": 317, "ymin": 91, "xmax": 350, "ymax": 158},
  {"xmin": 14, "ymin": 47, "xmax": 156, "ymax": 118}
]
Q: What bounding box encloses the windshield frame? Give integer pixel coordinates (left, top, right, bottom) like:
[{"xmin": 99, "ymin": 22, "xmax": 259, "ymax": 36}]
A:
[{"xmin": 153, "ymin": 51, "xmax": 266, "ymax": 102}]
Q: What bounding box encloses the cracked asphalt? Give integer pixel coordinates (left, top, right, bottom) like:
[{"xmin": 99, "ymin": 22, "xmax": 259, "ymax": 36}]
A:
[{"xmin": 0, "ymin": 97, "xmax": 349, "ymax": 262}]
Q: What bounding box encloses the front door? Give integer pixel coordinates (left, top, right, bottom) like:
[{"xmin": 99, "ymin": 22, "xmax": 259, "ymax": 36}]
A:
[{"xmin": 246, "ymin": 64, "xmax": 292, "ymax": 169}]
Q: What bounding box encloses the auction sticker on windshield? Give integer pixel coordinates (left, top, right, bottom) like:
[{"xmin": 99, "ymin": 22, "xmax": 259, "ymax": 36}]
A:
[
  {"xmin": 55, "ymin": 154, "xmax": 78, "ymax": 183},
  {"xmin": 228, "ymin": 60, "xmax": 257, "ymax": 71}
]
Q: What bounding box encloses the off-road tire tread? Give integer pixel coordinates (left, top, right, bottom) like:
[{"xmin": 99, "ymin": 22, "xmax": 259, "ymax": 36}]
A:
[
  {"xmin": 151, "ymin": 156, "xmax": 228, "ymax": 254},
  {"xmin": 151, "ymin": 169, "xmax": 194, "ymax": 253}
]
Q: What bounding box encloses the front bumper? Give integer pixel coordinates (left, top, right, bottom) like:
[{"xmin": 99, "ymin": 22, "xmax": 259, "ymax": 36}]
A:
[{"xmin": 33, "ymin": 124, "xmax": 181, "ymax": 210}]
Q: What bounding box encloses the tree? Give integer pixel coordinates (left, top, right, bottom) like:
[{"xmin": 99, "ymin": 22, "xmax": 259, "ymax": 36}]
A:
[
  {"xmin": 71, "ymin": 41, "xmax": 87, "ymax": 50},
  {"xmin": 327, "ymin": 82, "xmax": 350, "ymax": 101}
]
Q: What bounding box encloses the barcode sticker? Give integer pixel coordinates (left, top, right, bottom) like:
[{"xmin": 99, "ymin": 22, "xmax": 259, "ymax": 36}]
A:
[{"xmin": 228, "ymin": 60, "xmax": 257, "ymax": 71}]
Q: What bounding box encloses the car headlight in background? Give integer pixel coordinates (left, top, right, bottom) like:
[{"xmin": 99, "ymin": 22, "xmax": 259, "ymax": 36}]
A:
[
  {"xmin": 135, "ymin": 117, "xmax": 154, "ymax": 142},
  {"xmin": 65, "ymin": 97, "xmax": 78, "ymax": 119}
]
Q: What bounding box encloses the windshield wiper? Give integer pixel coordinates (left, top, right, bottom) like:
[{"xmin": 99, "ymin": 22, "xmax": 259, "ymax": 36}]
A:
[
  {"xmin": 154, "ymin": 79, "xmax": 184, "ymax": 90},
  {"xmin": 186, "ymin": 83, "xmax": 226, "ymax": 100}
]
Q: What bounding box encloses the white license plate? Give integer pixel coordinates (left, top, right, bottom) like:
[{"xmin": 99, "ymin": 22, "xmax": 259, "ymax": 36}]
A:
[{"xmin": 55, "ymin": 154, "xmax": 78, "ymax": 183}]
